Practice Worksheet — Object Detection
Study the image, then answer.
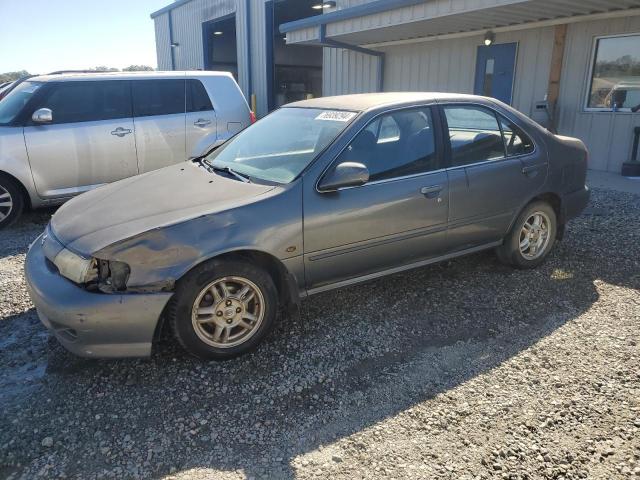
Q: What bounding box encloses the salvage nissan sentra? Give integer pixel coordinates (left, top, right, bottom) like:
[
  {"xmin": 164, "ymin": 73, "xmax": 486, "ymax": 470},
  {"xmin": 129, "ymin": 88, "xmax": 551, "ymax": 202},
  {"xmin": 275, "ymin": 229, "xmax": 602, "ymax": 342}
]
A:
[{"xmin": 25, "ymin": 93, "xmax": 590, "ymax": 360}]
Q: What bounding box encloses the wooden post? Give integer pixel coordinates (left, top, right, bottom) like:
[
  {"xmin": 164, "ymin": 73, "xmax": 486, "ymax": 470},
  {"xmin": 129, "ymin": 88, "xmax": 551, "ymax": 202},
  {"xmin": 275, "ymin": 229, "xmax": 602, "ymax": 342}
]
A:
[{"xmin": 548, "ymin": 24, "xmax": 567, "ymax": 132}]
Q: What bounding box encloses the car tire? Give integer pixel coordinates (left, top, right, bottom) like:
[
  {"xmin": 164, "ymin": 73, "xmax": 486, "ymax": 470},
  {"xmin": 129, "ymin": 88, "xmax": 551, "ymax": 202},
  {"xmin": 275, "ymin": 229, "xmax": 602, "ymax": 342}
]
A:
[
  {"xmin": 168, "ymin": 258, "xmax": 278, "ymax": 360},
  {"xmin": 496, "ymin": 200, "xmax": 557, "ymax": 269},
  {"xmin": 0, "ymin": 174, "xmax": 24, "ymax": 230}
]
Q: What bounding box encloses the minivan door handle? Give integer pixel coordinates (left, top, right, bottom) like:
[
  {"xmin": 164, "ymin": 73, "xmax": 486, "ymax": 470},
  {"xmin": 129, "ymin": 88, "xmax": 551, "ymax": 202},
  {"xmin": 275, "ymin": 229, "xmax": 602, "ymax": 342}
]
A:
[
  {"xmin": 194, "ymin": 119, "xmax": 212, "ymax": 127},
  {"xmin": 420, "ymin": 185, "xmax": 443, "ymax": 199},
  {"xmin": 111, "ymin": 127, "xmax": 132, "ymax": 137}
]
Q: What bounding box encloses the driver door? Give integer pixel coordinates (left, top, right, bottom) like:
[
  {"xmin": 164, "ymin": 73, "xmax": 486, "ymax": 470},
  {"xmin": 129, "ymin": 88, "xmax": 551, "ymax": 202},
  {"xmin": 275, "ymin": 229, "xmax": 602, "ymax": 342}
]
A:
[
  {"xmin": 23, "ymin": 80, "xmax": 138, "ymax": 199},
  {"xmin": 303, "ymin": 106, "xmax": 449, "ymax": 291}
]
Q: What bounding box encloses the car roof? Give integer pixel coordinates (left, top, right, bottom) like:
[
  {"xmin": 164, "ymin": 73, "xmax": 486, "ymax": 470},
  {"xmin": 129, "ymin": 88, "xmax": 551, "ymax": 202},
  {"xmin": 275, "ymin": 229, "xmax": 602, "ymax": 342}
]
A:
[
  {"xmin": 28, "ymin": 70, "xmax": 234, "ymax": 82},
  {"xmin": 286, "ymin": 92, "xmax": 489, "ymax": 112}
]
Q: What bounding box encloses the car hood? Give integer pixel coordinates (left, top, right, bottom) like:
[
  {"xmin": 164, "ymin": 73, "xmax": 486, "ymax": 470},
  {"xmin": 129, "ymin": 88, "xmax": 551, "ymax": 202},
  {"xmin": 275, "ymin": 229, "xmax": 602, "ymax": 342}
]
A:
[{"xmin": 51, "ymin": 162, "xmax": 276, "ymax": 254}]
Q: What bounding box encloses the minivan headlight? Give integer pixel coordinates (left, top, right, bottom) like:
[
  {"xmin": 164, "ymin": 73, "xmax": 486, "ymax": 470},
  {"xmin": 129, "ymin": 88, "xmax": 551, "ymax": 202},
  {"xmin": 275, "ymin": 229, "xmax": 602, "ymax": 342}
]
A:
[{"xmin": 53, "ymin": 248, "xmax": 97, "ymax": 284}]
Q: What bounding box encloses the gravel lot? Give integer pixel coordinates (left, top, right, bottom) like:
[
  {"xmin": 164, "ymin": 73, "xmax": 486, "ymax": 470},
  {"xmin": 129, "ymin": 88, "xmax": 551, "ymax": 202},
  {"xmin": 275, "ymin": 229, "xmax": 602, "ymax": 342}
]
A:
[{"xmin": 0, "ymin": 188, "xmax": 638, "ymax": 480}]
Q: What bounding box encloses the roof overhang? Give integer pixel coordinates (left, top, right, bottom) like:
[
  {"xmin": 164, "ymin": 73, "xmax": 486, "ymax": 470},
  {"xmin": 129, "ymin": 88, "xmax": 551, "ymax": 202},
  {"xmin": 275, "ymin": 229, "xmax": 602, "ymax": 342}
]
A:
[{"xmin": 281, "ymin": 0, "xmax": 640, "ymax": 46}]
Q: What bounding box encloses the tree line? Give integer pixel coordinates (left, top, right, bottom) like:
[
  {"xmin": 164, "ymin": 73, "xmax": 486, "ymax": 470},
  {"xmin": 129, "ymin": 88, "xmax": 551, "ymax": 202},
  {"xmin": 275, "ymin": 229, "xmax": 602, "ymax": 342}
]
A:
[{"xmin": 1, "ymin": 66, "xmax": 155, "ymax": 83}]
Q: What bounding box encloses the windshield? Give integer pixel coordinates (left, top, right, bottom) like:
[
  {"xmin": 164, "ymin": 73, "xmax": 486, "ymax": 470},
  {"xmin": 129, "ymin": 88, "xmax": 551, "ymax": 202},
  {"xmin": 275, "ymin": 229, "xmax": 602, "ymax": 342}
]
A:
[
  {"xmin": 204, "ymin": 107, "xmax": 357, "ymax": 183},
  {"xmin": 0, "ymin": 81, "xmax": 42, "ymax": 125}
]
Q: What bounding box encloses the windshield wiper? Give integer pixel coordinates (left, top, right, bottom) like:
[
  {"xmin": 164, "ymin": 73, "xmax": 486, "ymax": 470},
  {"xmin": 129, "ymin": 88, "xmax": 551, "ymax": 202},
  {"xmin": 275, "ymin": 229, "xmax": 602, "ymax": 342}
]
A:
[{"xmin": 210, "ymin": 165, "xmax": 251, "ymax": 183}]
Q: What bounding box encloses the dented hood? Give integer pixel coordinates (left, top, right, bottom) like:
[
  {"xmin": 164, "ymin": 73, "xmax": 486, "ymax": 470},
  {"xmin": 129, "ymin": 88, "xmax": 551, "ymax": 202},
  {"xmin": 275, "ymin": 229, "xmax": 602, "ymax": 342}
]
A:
[{"xmin": 51, "ymin": 162, "xmax": 275, "ymax": 254}]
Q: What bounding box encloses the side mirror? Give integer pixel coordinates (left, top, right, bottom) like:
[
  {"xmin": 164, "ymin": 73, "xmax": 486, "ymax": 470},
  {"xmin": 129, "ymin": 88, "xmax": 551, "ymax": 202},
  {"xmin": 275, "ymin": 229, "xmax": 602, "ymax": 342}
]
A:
[
  {"xmin": 32, "ymin": 108, "xmax": 53, "ymax": 124},
  {"xmin": 318, "ymin": 162, "xmax": 369, "ymax": 192}
]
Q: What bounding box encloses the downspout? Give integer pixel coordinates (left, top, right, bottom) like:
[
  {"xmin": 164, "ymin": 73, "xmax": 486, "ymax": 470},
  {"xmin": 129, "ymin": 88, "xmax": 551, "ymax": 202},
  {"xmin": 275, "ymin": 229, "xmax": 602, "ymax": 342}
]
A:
[
  {"xmin": 168, "ymin": 11, "xmax": 176, "ymax": 70},
  {"xmin": 245, "ymin": 0, "xmax": 253, "ymax": 105},
  {"xmin": 318, "ymin": 24, "xmax": 384, "ymax": 92}
]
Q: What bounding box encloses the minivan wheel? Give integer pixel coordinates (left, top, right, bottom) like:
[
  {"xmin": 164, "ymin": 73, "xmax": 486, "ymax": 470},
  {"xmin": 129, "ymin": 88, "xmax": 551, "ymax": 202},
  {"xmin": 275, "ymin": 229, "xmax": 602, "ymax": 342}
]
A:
[
  {"xmin": 0, "ymin": 175, "xmax": 24, "ymax": 230},
  {"xmin": 168, "ymin": 258, "xmax": 278, "ymax": 360},
  {"xmin": 496, "ymin": 201, "xmax": 557, "ymax": 269}
]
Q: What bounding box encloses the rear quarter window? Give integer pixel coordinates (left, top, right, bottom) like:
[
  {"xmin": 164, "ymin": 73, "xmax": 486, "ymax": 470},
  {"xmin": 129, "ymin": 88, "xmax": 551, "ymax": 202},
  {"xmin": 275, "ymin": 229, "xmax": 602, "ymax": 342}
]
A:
[{"xmin": 187, "ymin": 80, "xmax": 213, "ymax": 112}]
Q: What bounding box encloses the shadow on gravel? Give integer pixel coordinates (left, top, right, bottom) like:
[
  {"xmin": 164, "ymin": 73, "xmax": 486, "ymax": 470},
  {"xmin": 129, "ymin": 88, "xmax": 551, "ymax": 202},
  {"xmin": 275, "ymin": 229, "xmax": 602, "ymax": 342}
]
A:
[{"xmin": 1, "ymin": 189, "xmax": 638, "ymax": 479}]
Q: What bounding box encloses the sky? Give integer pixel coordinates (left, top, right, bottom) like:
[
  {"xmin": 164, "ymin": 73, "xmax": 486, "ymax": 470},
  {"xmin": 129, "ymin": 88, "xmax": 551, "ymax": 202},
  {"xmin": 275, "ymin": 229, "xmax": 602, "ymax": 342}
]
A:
[{"xmin": 0, "ymin": 0, "xmax": 170, "ymax": 74}]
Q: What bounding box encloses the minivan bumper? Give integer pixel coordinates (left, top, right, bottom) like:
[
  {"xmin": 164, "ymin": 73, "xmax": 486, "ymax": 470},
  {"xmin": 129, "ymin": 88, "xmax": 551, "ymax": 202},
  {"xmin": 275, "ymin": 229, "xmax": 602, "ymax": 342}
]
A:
[{"xmin": 25, "ymin": 236, "xmax": 173, "ymax": 358}]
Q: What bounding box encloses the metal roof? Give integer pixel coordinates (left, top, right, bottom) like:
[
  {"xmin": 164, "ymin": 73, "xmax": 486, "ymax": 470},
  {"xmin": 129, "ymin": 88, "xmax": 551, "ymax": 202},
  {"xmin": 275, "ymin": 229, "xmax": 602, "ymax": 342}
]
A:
[
  {"xmin": 283, "ymin": 0, "xmax": 640, "ymax": 45},
  {"xmin": 30, "ymin": 71, "xmax": 232, "ymax": 83},
  {"xmin": 150, "ymin": 0, "xmax": 195, "ymax": 19}
]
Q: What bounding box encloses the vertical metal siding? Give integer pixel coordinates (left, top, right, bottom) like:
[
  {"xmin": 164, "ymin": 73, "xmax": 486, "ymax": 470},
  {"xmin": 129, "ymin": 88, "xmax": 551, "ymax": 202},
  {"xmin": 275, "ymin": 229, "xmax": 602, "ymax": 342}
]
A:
[
  {"xmin": 250, "ymin": 0, "xmax": 269, "ymax": 117},
  {"xmin": 154, "ymin": 13, "xmax": 172, "ymax": 70},
  {"xmin": 322, "ymin": 47, "xmax": 379, "ymax": 95},
  {"xmin": 325, "ymin": 26, "xmax": 553, "ymax": 117},
  {"xmin": 557, "ymin": 16, "xmax": 640, "ymax": 173}
]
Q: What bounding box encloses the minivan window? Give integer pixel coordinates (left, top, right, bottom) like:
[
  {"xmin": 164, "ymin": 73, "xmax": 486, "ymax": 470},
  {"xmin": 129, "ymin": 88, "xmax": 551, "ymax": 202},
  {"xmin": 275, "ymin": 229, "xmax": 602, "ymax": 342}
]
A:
[
  {"xmin": 205, "ymin": 107, "xmax": 356, "ymax": 184},
  {"xmin": 132, "ymin": 79, "xmax": 185, "ymax": 117},
  {"xmin": 187, "ymin": 80, "xmax": 213, "ymax": 112},
  {"xmin": 0, "ymin": 81, "xmax": 43, "ymax": 125},
  {"xmin": 337, "ymin": 108, "xmax": 438, "ymax": 182},
  {"xmin": 34, "ymin": 81, "xmax": 131, "ymax": 124},
  {"xmin": 444, "ymin": 105, "xmax": 505, "ymax": 167}
]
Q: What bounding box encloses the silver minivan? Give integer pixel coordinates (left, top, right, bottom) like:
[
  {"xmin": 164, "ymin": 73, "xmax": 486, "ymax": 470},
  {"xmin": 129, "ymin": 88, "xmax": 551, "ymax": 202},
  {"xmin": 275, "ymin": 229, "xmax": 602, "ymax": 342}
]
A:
[{"xmin": 0, "ymin": 71, "xmax": 252, "ymax": 228}]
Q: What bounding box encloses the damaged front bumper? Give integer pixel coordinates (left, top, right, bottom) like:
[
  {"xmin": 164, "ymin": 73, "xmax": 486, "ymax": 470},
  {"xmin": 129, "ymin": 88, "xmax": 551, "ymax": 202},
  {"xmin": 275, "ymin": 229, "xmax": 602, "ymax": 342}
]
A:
[{"xmin": 25, "ymin": 235, "xmax": 173, "ymax": 358}]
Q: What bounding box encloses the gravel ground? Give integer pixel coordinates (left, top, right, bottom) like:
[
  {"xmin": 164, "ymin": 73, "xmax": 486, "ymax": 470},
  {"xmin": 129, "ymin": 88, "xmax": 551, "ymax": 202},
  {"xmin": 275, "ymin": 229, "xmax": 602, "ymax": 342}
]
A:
[{"xmin": 0, "ymin": 188, "xmax": 638, "ymax": 480}]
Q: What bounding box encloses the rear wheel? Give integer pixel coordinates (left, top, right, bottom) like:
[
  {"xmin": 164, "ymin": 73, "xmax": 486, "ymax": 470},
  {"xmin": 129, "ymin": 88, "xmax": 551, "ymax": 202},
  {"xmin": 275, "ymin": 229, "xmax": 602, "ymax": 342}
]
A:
[
  {"xmin": 496, "ymin": 201, "xmax": 557, "ymax": 269},
  {"xmin": 0, "ymin": 175, "xmax": 24, "ymax": 229},
  {"xmin": 168, "ymin": 258, "xmax": 278, "ymax": 360}
]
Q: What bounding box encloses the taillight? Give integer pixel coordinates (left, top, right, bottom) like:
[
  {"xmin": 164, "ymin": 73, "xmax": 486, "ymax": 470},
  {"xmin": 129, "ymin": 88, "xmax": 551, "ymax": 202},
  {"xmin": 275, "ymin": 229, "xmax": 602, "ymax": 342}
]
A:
[{"xmin": 250, "ymin": 111, "xmax": 256, "ymax": 124}]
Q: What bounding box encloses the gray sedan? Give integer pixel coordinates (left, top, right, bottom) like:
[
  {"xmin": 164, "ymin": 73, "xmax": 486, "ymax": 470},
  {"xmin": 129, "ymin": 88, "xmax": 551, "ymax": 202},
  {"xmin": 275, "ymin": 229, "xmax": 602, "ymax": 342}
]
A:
[{"xmin": 25, "ymin": 93, "xmax": 590, "ymax": 360}]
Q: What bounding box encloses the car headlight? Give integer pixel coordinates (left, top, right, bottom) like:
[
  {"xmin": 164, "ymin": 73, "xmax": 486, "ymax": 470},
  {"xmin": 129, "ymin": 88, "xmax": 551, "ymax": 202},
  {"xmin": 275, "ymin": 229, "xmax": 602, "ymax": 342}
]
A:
[{"xmin": 53, "ymin": 248, "xmax": 97, "ymax": 284}]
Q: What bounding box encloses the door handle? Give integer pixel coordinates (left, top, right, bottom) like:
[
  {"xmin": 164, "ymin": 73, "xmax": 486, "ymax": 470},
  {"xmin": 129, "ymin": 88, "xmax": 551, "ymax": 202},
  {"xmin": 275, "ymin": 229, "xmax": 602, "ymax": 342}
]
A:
[
  {"xmin": 420, "ymin": 185, "xmax": 443, "ymax": 199},
  {"xmin": 522, "ymin": 165, "xmax": 542, "ymax": 178},
  {"xmin": 111, "ymin": 127, "xmax": 132, "ymax": 137},
  {"xmin": 194, "ymin": 119, "xmax": 212, "ymax": 127}
]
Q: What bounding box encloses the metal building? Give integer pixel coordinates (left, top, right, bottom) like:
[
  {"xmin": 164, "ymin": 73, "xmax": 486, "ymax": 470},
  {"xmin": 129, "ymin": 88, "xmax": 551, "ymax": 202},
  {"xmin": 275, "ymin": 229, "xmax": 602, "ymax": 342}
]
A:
[{"xmin": 152, "ymin": 0, "xmax": 640, "ymax": 174}]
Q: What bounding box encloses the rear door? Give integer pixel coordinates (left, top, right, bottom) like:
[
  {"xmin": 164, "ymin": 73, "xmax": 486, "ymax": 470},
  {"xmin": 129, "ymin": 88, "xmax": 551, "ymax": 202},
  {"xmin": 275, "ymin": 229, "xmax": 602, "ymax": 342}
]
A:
[
  {"xmin": 441, "ymin": 103, "xmax": 546, "ymax": 251},
  {"xmin": 185, "ymin": 79, "xmax": 217, "ymax": 158},
  {"xmin": 23, "ymin": 80, "xmax": 138, "ymax": 199},
  {"xmin": 132, "ymin": 78, "xmax": 187, "ymax": 172}
]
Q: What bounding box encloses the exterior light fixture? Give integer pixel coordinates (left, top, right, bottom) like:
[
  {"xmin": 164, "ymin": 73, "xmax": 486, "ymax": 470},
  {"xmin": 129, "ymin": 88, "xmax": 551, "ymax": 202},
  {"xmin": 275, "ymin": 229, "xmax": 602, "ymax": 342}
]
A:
[
  {"xmin": 484, "ymin": 31, "xmax": 495, "ymax": 46},
  {"xmin": 170, "ymin": 42, "xmax": 179, "ymax": 48},
  {"xmin": 213, "ymin": 31, "xmax": 223, "ymax": 35},
  {"xmin": 312, "ymin": 1, "xmax": 336, "ymax": 10}
]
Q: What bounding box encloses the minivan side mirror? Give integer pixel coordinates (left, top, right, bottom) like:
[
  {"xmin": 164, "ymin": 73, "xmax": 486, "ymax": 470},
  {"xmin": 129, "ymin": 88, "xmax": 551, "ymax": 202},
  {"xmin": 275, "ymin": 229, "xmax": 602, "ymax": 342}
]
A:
[
  {"xmin": 318, "ymin": 162, "xmax": 370, "ymax": 192},
  {"xmin": 32, "ymin": 108, "xmax": 53, "ymax": 123}
]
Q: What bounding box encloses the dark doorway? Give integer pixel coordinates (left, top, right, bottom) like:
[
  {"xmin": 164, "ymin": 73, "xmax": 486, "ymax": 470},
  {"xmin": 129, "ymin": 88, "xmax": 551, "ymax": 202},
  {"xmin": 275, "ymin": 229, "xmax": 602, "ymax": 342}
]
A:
[
  {"xmin": 473, "ymin": 42, "xmax": 518, "ymax": 105},
  {"xmin": 203, "ymin": 15, "xmax": 238, "ymax": 80},
  {"xmin": 267, "ymin": 0, "xmax": 323, "ymax": 110}
]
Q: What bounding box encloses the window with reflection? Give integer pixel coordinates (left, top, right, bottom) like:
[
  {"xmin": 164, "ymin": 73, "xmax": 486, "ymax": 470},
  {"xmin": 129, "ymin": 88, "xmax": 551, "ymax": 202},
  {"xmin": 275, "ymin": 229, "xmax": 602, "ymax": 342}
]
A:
[{"xmin": 588, "ymin": 34, "xmax": 640, "ymax": 110}]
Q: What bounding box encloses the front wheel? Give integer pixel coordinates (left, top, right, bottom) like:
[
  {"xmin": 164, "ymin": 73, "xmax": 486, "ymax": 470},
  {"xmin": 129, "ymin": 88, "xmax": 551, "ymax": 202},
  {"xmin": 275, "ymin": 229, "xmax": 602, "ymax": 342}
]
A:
[
  {"xmin": 496, "ymin": 201, "xmax": 557, "ymax": 269},
  {"xmin": 168, "ymin": 258, "xmax": 278, "ymax": 360},
  {"xmin": 0, "ymin": 175, "xmax": 24, "ymax": 229}
]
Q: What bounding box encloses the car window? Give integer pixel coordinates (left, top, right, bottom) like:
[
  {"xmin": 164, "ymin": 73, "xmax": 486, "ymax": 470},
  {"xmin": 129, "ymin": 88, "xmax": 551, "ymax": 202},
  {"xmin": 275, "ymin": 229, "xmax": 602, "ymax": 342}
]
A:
[
  {"xmin": 187, "ymin": 79, "xmax": 213, "ymax": 112},
  {"xmin": 132, "ymin": 79, "xmax": 185, "ymax": 117},
  {"xmin": 444, "ymin": 105, "xmax": 505, "ymax": 167},
  {"xmin": 35, "ymin": 81, "xmax": 131, "ymax": 124},
  {"xmin": 336, "ymin": 108, "xmax": 438, "ymax": 182},
  {"xmin": 205, "ymin": 107, "xmax": 355, "ymax": 184},
  {"xmin": 499, "ymin": 116, "xmax": 534, "ymax": 156},
  {"xmin": 0, "ymin": 81, "xmax": 43, "ymax": 125}
]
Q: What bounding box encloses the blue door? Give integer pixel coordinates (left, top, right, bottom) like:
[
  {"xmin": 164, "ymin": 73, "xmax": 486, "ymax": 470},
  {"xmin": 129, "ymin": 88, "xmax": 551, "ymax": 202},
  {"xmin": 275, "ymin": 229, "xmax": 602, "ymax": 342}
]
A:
[{"xmin": 474, "ymin": 43, "xmax": 517, "ymax": 104}]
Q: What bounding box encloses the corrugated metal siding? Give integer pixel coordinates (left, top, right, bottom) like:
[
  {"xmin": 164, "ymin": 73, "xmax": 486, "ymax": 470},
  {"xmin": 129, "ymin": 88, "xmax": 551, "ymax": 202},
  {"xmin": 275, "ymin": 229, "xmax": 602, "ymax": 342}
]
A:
[
  {"xmin": 322, "ymin": 48, "xmax": 380, "ymax": 95},
  {"xmin": 154, "ymin": 13, "xmax": 172, "ymax": 70},
  {"xmin": 324, "ymin": 27, "xmax": 553, "ymax": 116},
  {"xmin": 153, "ymin": 0, "xmax": 271, "ymax": 115},
  {"xmin": 557, "ymin": 16, "xmax": 640, "ymax": 172}
]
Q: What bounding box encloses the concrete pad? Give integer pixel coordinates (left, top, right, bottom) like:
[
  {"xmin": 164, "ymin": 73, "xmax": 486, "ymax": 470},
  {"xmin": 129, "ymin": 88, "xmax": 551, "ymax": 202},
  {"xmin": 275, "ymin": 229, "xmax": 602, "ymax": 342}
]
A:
[{"xmin": 587, "ymin": 170, "xmax": 640, "ymax": 195}]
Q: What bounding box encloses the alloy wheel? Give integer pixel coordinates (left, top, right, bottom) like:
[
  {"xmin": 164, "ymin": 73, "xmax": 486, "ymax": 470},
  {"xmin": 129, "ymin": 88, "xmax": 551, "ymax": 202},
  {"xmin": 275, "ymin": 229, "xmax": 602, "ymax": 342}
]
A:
[
  {"xmin": 0, "ymin": 185, "xmax": 13, "ymax": 223},
  {"xmin": 519, "ymin": 211, "xmax": 551, "ymax": 260},
  {"xmin": 191, "ymin": 276, "xmax": 265, "ymax": 348}
]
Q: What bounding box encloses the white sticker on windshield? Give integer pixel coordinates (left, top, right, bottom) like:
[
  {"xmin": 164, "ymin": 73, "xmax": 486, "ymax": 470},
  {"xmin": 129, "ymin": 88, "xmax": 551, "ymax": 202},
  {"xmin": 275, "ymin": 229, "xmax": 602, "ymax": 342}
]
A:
[{"xmin": 315, "ymin": 110, "xmax": 356, "ymax": 122}]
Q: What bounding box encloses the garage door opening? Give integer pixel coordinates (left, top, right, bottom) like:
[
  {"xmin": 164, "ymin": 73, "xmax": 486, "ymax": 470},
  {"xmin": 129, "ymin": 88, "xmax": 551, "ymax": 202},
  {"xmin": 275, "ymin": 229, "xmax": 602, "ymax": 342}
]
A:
[
  {"xmin": 266, "ymin": 0, "xmax": 323, "ymax": 110},
  {"xmin": 203, "ymin": 15, "xmax": 238, "ymax": 80}
]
